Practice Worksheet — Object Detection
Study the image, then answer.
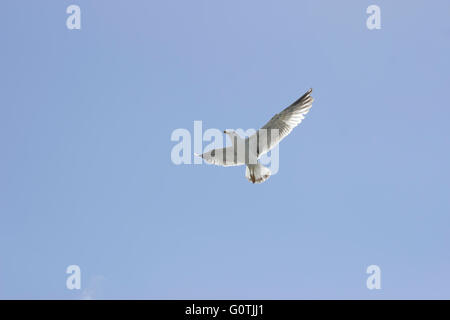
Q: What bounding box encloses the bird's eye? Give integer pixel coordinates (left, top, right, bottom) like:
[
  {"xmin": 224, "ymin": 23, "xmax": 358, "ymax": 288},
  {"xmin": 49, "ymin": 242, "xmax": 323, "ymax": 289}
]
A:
[{"xmin": 210, "ymin": 149, "xmax": 215, "ymax": 157}]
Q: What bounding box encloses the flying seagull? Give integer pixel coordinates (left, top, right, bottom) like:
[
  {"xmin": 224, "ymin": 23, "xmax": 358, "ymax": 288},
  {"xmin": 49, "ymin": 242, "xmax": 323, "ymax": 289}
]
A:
[{"xmin": 194, "ymin": 88, "xmax": 314, "ymax": 184}]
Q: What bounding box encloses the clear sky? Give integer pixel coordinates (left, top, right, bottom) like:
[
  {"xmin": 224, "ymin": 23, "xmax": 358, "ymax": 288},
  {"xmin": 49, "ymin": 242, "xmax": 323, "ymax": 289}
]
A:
[{"xmin": 1, "ymin": 0, "xmax": 449, "ymax": 299}]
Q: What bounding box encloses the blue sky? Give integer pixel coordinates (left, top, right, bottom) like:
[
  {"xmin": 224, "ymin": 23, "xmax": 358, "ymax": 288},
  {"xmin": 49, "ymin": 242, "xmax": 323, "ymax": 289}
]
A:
[{"xmin": 1, "ymin": 0, "xmax": 449, "ymax": 299}]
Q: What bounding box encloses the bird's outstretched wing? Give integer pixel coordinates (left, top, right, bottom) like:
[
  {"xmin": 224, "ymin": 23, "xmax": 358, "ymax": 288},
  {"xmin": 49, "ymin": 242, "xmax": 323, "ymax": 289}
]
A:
[{"xmin": 252, "ymin": 88, "xmax": 314, "ymax": 157}]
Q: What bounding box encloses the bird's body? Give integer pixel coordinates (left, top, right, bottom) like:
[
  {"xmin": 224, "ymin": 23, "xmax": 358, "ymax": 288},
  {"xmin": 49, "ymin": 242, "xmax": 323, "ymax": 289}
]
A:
[{"xmin": 195, "ymin": 88, "xmax": 314, "ymax": 184}]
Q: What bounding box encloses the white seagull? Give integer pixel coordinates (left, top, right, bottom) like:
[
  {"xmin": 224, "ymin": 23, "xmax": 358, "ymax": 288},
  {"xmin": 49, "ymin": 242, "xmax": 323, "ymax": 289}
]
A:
[{"xmin": 195, "ymin": 88, "xmax": 314, "ymax": 184}]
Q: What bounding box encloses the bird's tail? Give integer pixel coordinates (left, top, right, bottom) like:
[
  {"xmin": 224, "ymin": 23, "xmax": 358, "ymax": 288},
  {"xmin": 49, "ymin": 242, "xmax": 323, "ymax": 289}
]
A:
[{"xmin": 245, "ymin": 163, "xmax": 271, "ymax": 184}]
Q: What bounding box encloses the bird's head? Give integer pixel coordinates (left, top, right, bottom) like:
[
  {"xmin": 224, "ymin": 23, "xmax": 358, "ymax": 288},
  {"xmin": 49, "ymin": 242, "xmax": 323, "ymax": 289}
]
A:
[
  {"xmin": 224, "ymin": 129, "xmax": 239, "ymax": 140},
  {"xmin": 225, "ymin": 129, "xmax": 241, "ymax": 136}
]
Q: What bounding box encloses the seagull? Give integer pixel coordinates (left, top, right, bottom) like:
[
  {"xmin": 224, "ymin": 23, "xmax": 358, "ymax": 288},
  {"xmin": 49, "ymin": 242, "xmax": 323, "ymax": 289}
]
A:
[{"xmin": 194, "ymin": 88, "xmax": 314, "ymax": 184}]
